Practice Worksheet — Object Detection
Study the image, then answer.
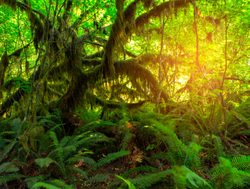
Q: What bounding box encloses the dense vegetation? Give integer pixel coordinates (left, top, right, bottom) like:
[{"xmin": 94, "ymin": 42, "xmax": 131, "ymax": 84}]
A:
[{"xmin": 0, "ymin": 0, "xmax": 249, "ymax": 188}]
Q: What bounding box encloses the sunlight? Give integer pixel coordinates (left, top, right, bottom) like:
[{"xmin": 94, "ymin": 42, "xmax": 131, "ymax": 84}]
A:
[{"xmin": 178, "ymin": 75, "xmax": 189, "ymax": 85}]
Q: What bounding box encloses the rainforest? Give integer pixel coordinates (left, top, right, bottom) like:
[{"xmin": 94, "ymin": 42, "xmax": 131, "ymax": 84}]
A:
[{"xmin": 0, "ymin": 0, "xmax": 249, "ymax": 188}]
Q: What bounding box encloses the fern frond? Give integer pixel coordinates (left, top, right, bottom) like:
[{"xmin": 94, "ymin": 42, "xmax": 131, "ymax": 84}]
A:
[
  {"xmin": 31, "ymin": 179, "xmax": 74, "ymax": 189},
  {"xmin": 116, "ymin": 175, "xmax": 136, "ymax": 189},
  {"xmin": 120, "ymin": 130, "xmax": 133, "ymax": 150},
  {"xmin": 149, "ymin": 120, "xmax": 187, "ymax": 164},
  {"xmin": 184, "ymin": 142, "xmax": 202, "ymax": 168},
  {"xmin": 82, "ymin": 156, "xmax": 97, "ymax": 167},
  {"xmin": 0, "ymin": 140, "xmax": 17, "ymax": 163},
  {"xmin": 49, "ymin": 131, "xmax": 65, "ymax": 175},
  {"xmin": 122, "ymin": 166, "xmax": 159, "ymax": 177},
  {"xmin": 75, "ymin": 120, "xmax": 115, "ymax": 133},
  {"xmin": 35, "ymin": 157, "xmax": 55, "ymax": 168},
  {"xmin": 96, "ymin": 150, "xmax": 130, "ymax": 169},
  {"xmin": 0, "ymin": 173, "xmax": 24, "ymax": 184},
  {"xmin": 210, "ymin": 157, "xmax": 250, "ymax": 189},
  {"xmin": 72, "ymin": 132, "xmax": 111, "ymax": 149},
  {"xmin": 172, "ymin": 166, "xmax": 212, "ymax": 189},
  {"xmin": 212, "ymin": 135, "xmax": 225, "ymax": 157},
  {"xmin": 130, "ymin": 170, "xmax": 172, "ymax": 189},
  {"xmin": 231, "ymin": 155, "xmax": 250, "ymax": 171},
  {"xmin": 87, "ymin": 173, "xmax": 110, "ymax": 184}
]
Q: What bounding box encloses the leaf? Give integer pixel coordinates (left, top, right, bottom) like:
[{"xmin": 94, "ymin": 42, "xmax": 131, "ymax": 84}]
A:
[
  {"xmin": 0, "ymin": 140, "xmax": 17, "ymax": 163},
  {"xmin": 32, "ymin": 182, "xmax": 62, "ymax": 189},
  {"xmin": 131, "ymin": 170, "xmax": 172, "ymax": 189},
  {"xmin": 96, "ymin": 150, "xmax": 130, "ymax": 169},
  {"xmin": 88, "ymin": 173, "xmax": 110, "ymax": 184},
  {"xmin": 0, "ymin": 173, "xmax": 24, "ymax": 184},
  {"xmin": 0, "ymin": 162, "xmax": 19, "ymax": 173},
  {"xmin": 25, "ymin": 176, "xmax": 46, "ymax": 189},
  {"xmin": 32, "ymin": 180, "xmax": 74, "ymax": 189},
  {"xmin": 35, "ymin": 157, "xmax": 55, "ymax": 168},
  {"xmin": 173, "ymin": 166, "xmax": 212, "ymax": 189},
  {"xmin": 116, "ymin": 175, "xmax": 136, "ymax": 189}
]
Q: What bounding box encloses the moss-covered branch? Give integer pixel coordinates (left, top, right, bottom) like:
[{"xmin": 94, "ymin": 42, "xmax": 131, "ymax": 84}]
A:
[
  {"xmin": 103, "ymin": 0, "xmax": 138, "ymax": 77},
  {"xmin": 136, "ymin": 0, "xmax": 191, "ymax": 29}
]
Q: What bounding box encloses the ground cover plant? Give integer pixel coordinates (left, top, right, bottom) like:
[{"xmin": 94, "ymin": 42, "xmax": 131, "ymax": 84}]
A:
[{"xmin": 0, "ymin": 0, "xmax": 249, "ymax": 188}]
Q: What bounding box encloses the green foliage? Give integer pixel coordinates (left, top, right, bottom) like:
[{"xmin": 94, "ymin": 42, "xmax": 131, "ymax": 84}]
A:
[
  {"xmin": 0, "ymin": 173, "xmax": 24, "ymax": 185},
  {"xmin": 116, "ymin": 175, "xmax": 136, "ymax": 189},
  {"xmin": 6, "ymin": 77, "xmax": 32, "ymax": 93},
  {"xmin": 172, "ymin": 166, "xmax": 212, "ymax": 189},
  {"xmin": 31, "ymin": 179, "xmax": 74, "ymax": 189},
  {"xmin": 130, "ymin": 170, "xmax": 172, "ymax": 189},
  {"xmin": 215, "ymin": 135, "xmax": 226, "ymax": 156},
  {"xmin": 120, "ymin": 129, "xmax": 134, "ymax": 150},
  {"xmin": 35, "ymin": 157, "xmax": 55, "ymax": 169},
  {"xmin": 231, "ymin": 155, "xmax": 250, "ymax": 171},
  {"xmin": 96, "ymin": 150, "xmax": 130, "ymax": 169},
  {"xmin": 134, "ymin": 108, "xmax": 202, "ymax": 167},
  {"xmin": 0, "ymin": 140, "xmax": 16, "ymax": 162},
  {"xmin": 122, "ymin": 166, "xmax": 159, "ymax": 177},
  {"xmin": 0, "ymin": 162, "xmax": 19, "ymax": 173},
  {"xmin": 75, "ymin": 119, "xmax": 115, "ymax": 133},
  {"xmin": 0, "ymin": 0, "xmax": 249, "ymax": 188},
  {"xmin": 47, "ymin": 130, "xmax": 111, "ymax": 176},
  {"xmin": 87, "ymin": 173, "xmax": 110, "ymax": 184},
  {"xmin": 210, "ymin": 157, "xmax": 250, "ymax": 189}
]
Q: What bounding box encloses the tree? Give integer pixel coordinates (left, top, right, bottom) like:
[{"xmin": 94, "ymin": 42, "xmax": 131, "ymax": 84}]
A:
[{"xmin": 0, "ymin": 0, "xmax": 249, "ymax": 128}]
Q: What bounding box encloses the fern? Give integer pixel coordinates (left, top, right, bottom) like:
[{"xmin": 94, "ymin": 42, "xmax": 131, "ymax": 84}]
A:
[
  {"xmin": 116, "ymin": 175, "xmax": 136, "ymax": 189},
  {"xmin": 49, "ymin": 131, "xmax": 65, "ymax": 176},
  {"xmin": 0, "ymin": 140, "xmax": 17, "ymax": 162},
  {"xmin": 122, "ymin": 166, "xmax": 159, "ymax": 177},
  {"xmin": 212, "ymin": 135, "xmax": 225, "ymax": 157},
  {"xmin": 35, "ymin": 157, "xmax": 55, "ymax": 168},
  {"xmin": 81, "ymin": 156, "xmax": 97, "ymax": 167},
  {"xmin": 142, "ymin": 118, "xmax": 190, "ymax": 165},
  {"xmin": 69, "ymin": 131, "xmax": 110, "ymax": 149},
  {"xmin": 150, "ymin": 152, "xmax": 169, "ymax": 161},
  {"xmin": 31, "ymin": 179, "xmax": 74, "ymax": 189},
  {"xmin": 210, "ymin": 157, "xmax": 250, "ymax": 189},
  {"xmin": 25, "ymin": 175, "xmax": 47, "ymax": 189},
  {"xmin": 231, "ymin": 155, "xmax": 250, "ymax": 171},
  {"xmin": 87, "ymin": 173, "xmax": 110, "ymax": 184},
  {"xmin": 96, "ymin": 150, "xmax": 130, "ymax": 169},
  {"xmin": 130, "ymin": 170, "xmax": 172, "ymax": 189},
  {"xmin": 172, "ymin": 166, "xmax": 212, "ymax": 189},
  {"xmin": 145, "ymin": 119, "xmax": 187, "ymax": 164},
  {"xmin": 120, "ymin": 130, "xmax": 133, "ymax": 150},
  {"xmin": 47, "ymin": 130, "xmax": 111, "ymax": 176},
  {"xmin": 75, "ymin": 120, "xmax": 115, "ymax": 133},
  {"xmin": 0, "ymin": 173, "xmax": 24, "ymax": 184},
  {"xmin": 184, "ymin": 142, "xmax": 202, "ymax": 168},
  {"xmin": 0, "ymin": 162, "xmax": 19, "ymax": 173}
]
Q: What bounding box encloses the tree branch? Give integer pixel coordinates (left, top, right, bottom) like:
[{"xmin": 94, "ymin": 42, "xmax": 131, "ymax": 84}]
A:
[{"xmin": 135, "ymin": 0, "xmax": 191, "ymax": 29}]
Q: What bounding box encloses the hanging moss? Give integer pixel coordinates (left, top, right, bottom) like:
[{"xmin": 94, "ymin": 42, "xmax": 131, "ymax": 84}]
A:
[{"xmin": 136, "ymin": 0, "xmax": 191, "ymax": 28}]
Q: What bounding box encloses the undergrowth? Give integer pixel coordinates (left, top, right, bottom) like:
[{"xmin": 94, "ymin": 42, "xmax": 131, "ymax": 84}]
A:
[{"xmin": 0, "ymin": 102, "xmax": 249, "ymax": 189}]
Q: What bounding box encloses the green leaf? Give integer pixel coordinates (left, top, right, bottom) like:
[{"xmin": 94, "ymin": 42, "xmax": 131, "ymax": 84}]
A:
[
  {"xmin": 96, "ymin": 150, "xmax": 130, "ymax": 169},
  {"xmin": 35, "ymin": 157, "xmax": 55, "ymax": 168},
  {"xmin": 32, "ymin": 180, "xmax": 74, "ymax": 189},
  {"xmin": 0, "ymin": 140, "xmax": 17, "ymax": 163},
  {"xmin": 0, "ymin": 162, "xmax": 19, "ymax": 173},
  {"xmin": 32, "ymin": 182, "xmax": 62, "ymax": 189},
  {"xmin": 116, "ymin": 175, "xmax": 136, "ymax": 189},
  {"xmin": 131, "ymin": 170, "xmax": 172, "ymax": 189},
  {"xmin": 0, "ymin": 173, "xmax": 24, "ymax": 184}
]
